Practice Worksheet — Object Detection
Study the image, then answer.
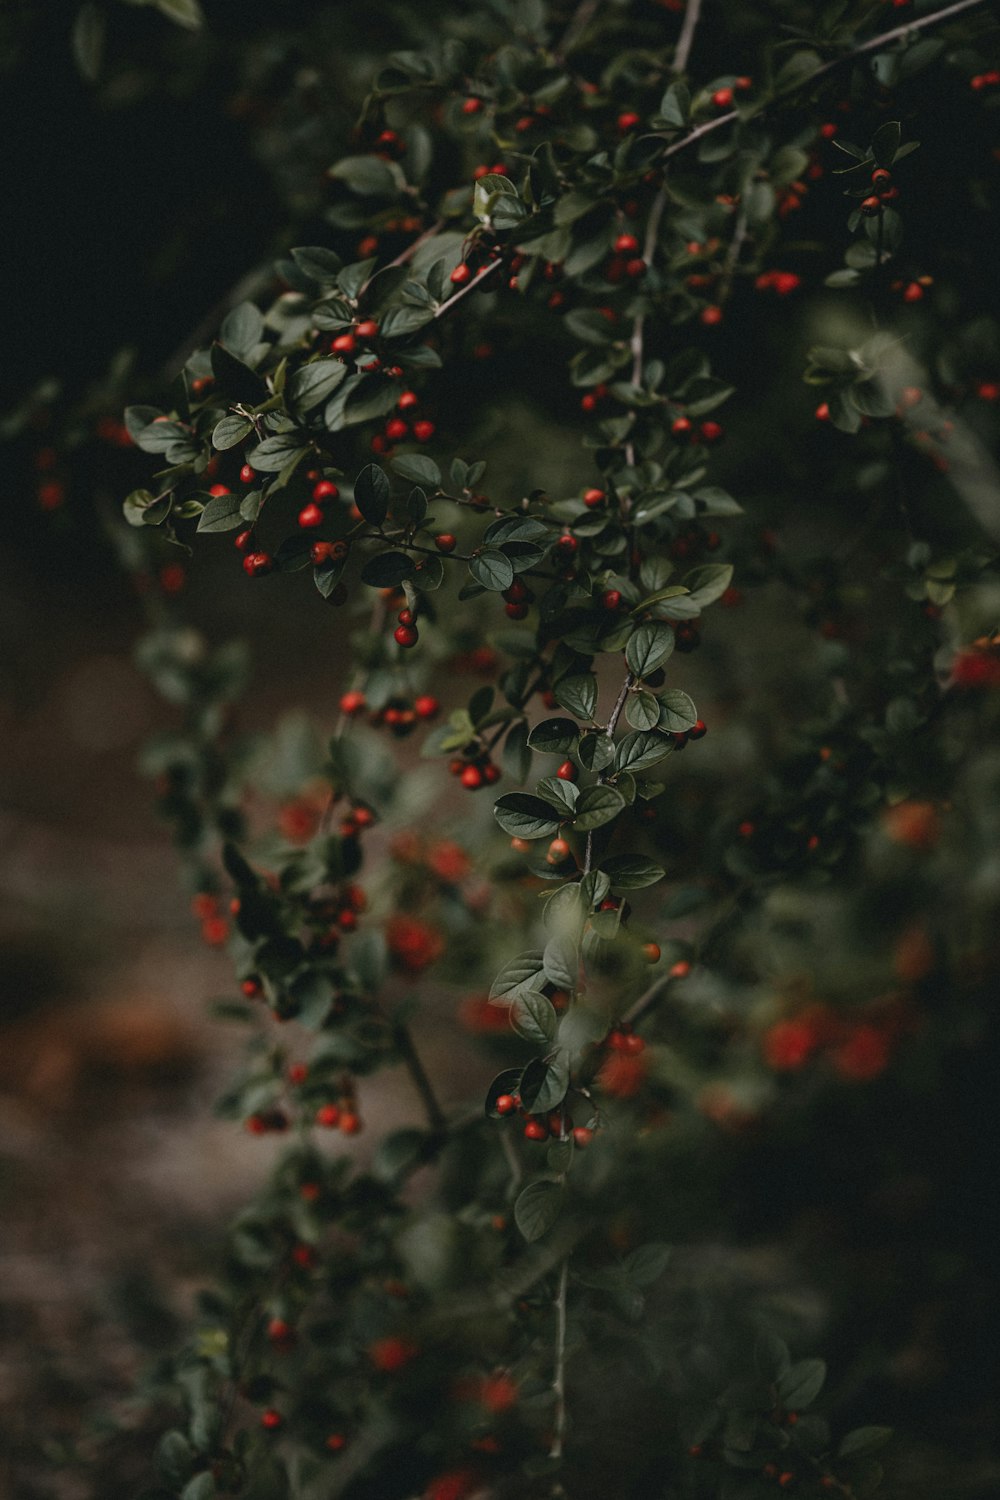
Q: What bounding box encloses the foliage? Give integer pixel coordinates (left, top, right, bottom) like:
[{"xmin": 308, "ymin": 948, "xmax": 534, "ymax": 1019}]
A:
[{"xmin": 10, "ymin": 0, "xmax": 1000, "ymax": 1496}]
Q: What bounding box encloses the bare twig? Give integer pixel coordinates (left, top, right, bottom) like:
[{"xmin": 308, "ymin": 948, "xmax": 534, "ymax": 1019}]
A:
[
  {"xmin": 549, "ymin": 1256, "xmax": 571, "ymax": 1459},
  {"xmin": 673, "ymin": 0, "xmax": 703, "ymax": 75},
  {"xmin": 433, "ymin": 258, "xmax": 503, "ymax": 317}
]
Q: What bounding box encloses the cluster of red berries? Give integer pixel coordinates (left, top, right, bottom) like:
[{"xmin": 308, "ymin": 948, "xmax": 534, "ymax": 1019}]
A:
[
  {"xmin": 394, "ymin": 607, "xmax": 420, "ymax": 648},
  {"xmin": 970, "ymin": 69, "xmax": 1000, "ymax": 90},
  {"xmin": 670, "ymin": 415, "xmax": 724, "ymax": 444},
  {"xmin": 340, "ymin": 688, "xmax": 441, "ymax": 735},
  {"xmin": 495, "ymin": 1091, "xmax": 595, "ymax": 1147},
  {"xmin": 447, "ymin": 752, "xmax": 501, "ymax": 790},
  {"xmin": 315, "ymin": 1096, "xmax": 363, "ymax": 1134},
  {"xmin": 859, "ymin": 165, "xmax": 898, "ymax": 217},
  {"xmin": 502, "ymin": 577, "xmax": 534, "ymax": 619},
  {"xmin": 191, "ymin": 891, "xmax": 229, "ymax": 947},
  {"xmin": 754, "ymin": 269, "xmax": 801, "ymax": 296},
  {"xmin": 371, "ymin": 388, "xmax": 435, "ymax": 455},
  {"xmin": 709, "ymin": 76, "xmax": 752, "ymax": 110}
]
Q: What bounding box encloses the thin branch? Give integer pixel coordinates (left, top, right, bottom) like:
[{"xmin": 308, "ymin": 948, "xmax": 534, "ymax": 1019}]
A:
[
  {"xmin": 549, "ymin": 1256, "xmax": 570, "ymax": 1459},
  {"xmin": 656, "ymin": 0, "xmax": 988, "ymax": 164},
  {"xmin": 433, "ymin": 258, "xmax": 503, "ymax": 318},
  {"xmin": 392, "ymin": 1021, "xmax": 448, "ymax": 1132},
  {"xmin": 673, "ymin": 0, "xmax": 703, "ymax": 75}
]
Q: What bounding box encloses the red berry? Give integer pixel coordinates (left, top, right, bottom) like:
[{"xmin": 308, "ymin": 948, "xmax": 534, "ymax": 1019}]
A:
[
  {"xmin": 461, "ymin": 764, "xmax": 484, "ymax": 789},
  {"xmin": 496, "ymin": 1093, "xmax": 517, "ymax": 1115},
  {"xmin": 713, "ymin": 87, "xmax": 734, "ymax": 109},
  {"xmin": 435, "ymin": 533, "xmax": 457, "ymax": 553},
  {"xmin": 240, "ymin": 464, "xmax": 256, "ymax": 483},
  {"xmin": 700, "ymin": 421, "xmax": 723, "ymax": 443},
  {"xmin": 316, "ymin": 1104, "xmax": 341, "ymax": 1128},
  {"xmin": 547, "ymin": 837, "xmax": 571, "ymax": 865},
  {"xmin": 414, "ymin": 695, "xmax": 439, "ymax": 719},
  {"xmin": 234, "ymin": 529, "xmax": 252, "ymax": 551},
  {"xmin": 556, "ymin": 760, "xmax": 576, "ymax": 781},
  {"xmin": 208, "ymin": 483, "xmax": 230, "ymax": 498},
  {"xmin": 242, "ymin": 551, "xmax": 273, "ymax": 577},
  {"xmin": 413, "ymin": 420, "xmax": 435, "ymax": 442},
  {"xmin": 450, "ymin": 263, "xmax": 472, "ymax": 285},
  {"xmin": 397, "ymin": 608, "xmax": 415, "ymax": 626},
  {"xmin": 601, "ymin": 589, "xmax": 622, "ymax": 611},
  {"xmin": 672, "ymin": 417, "xmax": 693, "ymax": 439},
  {"xmin": 583, "ymin": 487, "xmax": 605, "ymax": 507},
  {"xmin": 688, "ymin": 719, "xmax": 707, "ymax": 739},
  {"xmin": 385, "ymin": 417, "xmax": 408, "ymax": 441},
  {"xmin": 524, "ymin": 1119, "xmax": 548, "ymax": 1141},
  {"xmin": 614, "ymin": 233, "xmax": 639, "ymax": 254},
  {"xmin": 326, "ymin": 1433, "xmax": 347, "ymax": 1452},
  {"xmin": 339, "ymin": 1111, "xmax": 362, "ymax": 1135},
  {"xmin": 394, "ymin": 625, "xmax": 419, "ymax": 647},
  {"xmin": 505, "ymin": 602, "xmax": 529, "ymax": 620},
  {"xmin": 617, "ymin": 111, "xmax": 641, "ymax": 132},
  {"xmin": 261, "ymin": 1410, "xmax": 283, "ymax": 1431},
  {"xmin": 397, "ymin": 390, "xmax": 419, "ymax": 410},
  {"xmin": 298, "ymin": 503, "xmax": 324, "ymax": 528},
  {"xmin": 461, "ymin": 97, "xmax": 483, "ymax": 115},
  {"xmin": 572, "ymin": 1127, "xmax": 593, "ymax": 1148},
  {"xmin": 356, "ymin": 319, "xmax": 379, "ymax": 339},
  {"xmin": 313, "ymin": 479, "xmax": 339, "ymax": 501},
  {"xmin": 332, "ymin": 332, "xmax": 357, "ymax": 354},
  {"xmin": 860, "ymin": 196, "xmax": 882, "ymax": 216},
  {"xmin": 700, "ymin": 305, "xmax": 723, "ymax": 326},
  {"xmin": 643, "ymin": 942, "xmax": 661, "ymax": 963}
]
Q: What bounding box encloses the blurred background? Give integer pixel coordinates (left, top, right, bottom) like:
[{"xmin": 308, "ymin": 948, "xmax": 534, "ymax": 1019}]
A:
[{"xmin": 3, "ymin": 3, "xmax": 1000, "ymax": 1498}]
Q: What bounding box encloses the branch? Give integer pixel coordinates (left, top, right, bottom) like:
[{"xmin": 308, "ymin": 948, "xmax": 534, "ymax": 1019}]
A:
[
  {"xmin": 433, "ymin": 257, "xmax": 503, "ymax": 317},
  {"xmin": 392, "ymin": 1021, "xmax": 448, "ymax": 1132},
  {"xmin": 656, "ymin": 0, "xmax": 989, "ymax": 165},
  {"xmin": 549, "ymin": 1256, "xmax": 570, "ymax": 1460},
  {"xmin": 673, "ymin": 0, "xmax": 703, "ymax": 75}
]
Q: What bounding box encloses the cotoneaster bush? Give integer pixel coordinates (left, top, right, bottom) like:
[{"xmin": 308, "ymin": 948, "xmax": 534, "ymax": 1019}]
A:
[{"xmin": 21, "ymin": 0, "xmax": 1000, "ymax": 1497}]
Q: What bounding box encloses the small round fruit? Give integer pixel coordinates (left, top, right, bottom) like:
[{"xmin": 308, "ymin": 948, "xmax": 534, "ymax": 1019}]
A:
[{"xmin": 394, "ymin": 625, "xmax": 418, "ymax": 647}]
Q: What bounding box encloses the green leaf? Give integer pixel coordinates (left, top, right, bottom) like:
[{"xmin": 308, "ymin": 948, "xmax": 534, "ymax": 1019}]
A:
[
  {"xmin": 212, "ymin": 413, "xmax": 253, "ymax": 451},
  {"xmin": 181, "ymin": 1472, "xmax": 217, "ymax": 1500},
  {"xmin": 601, "ymin": 854, "xmax": 665, "ymax": 889},
  {"xmin": 248, "ymin": 433, "xmax": 307, "ymax": 472},
  {"xmin": 554, "ymin": 674, "xmax": 597, "ymax": 720},
  {"xmin": 514, "ymin": 1180, "xmax": 564, "ymax": 1242},
  {"xmin": 625, "ymin": 691, "xmax": 660, "ymax": 731},
  {"xmin": 156, "ymin": 1431, "xmax": 195, "ymax": 1487},
  {"xmin": 493, "ymin": 794, "xmax": 563, "ymax": 840},
  {"xmin": 519, "ymin": 1053, "xmax": 570, "ymax": 1113},
  {"xmin": 154, "ymin": 0, "xmax": 204, "ymax": 29},
  {"xmin": 615, "ymin": 730, "xmax": 672, "ymax": 772},
  {"xmin": 536, "ymin": 776, "xmax": 579, "ymax": 815},
  {"xmin": 623, "ymin": 1243, "xmax": 671, "ymax": 1286},
  {"xmin": 354, "ymin": 463, "xmax": 390, "ymax": 525},
  {"xmin": 577, "ymin": 732, "xmax": 616, "ymax": 773},
  {"xmin": 511, "ymin": 990, "xmax": 558, "ymax": 1044},
  {"xmin": 659, "ymin": 81, "xmax": 690, "ymax": 127},
  {"xmin": 72, "ymin": 4, "xmax": 105, "ymax": 82},
  {"xmin": 626, "ymin": 622, "xmax": 675, "ymax": 677},
  {"xmin": 777, "ymin": 1358, "xmax": 826, "ymax": 1410},
  {"xmin": 871, "ymin": 121, "xmax": 901, "ymax": 169},
  {"xmin": 543, "ymin": 935, "xmax": 577, "ymax": 988},
  {"xmin": 211, "ymin": 343, "xmax": 265, "ymax": 405},
  {"xmin": 329, "ymin": 154, "xmax": 400, "ymax": 197},
  {"xmin": 470, "ymin": 549, "xmax": 515, "ymax": 591},
  {"xmin": 287, "ymin": 359, "xmax": 347, "ymax": 411},
  {"xmin": 290, "ymin": 245, "xmax": 343, "ymax": 284},
  {"xmin": 489, "ymin": 951, "xmax": 545, "ymax": 1002},
  {"xmin": 360, "ymin": 550, "xmax": 413, "ymax": 587},
  {"xmin": 657, "ymin": 691, "xmax": 697, "ymax": 733},
  {"xmin": 838, "ymin": 1427, "xmax": 893, "ymax": 1459},
  {"xmin": 391, "ymin": 454, "xmax": 441, "ymax": 488},
  {"xmin": 684, "ymin": 563, "xmax": 733, "ymax": 609},
  {"xmin": 527, "ymin": 718, "xmax": 579, "ymax": 755},
  {"xmin": 197, "ymin": 493, "xmax": 244, "ymax": 533},
  {"xmin": 502, "ymin": 719, "xmax": 532, "ymax": 783},
  {"xmin": 220, "ymin": 301, "xmax": 263, "ymax": 358}
]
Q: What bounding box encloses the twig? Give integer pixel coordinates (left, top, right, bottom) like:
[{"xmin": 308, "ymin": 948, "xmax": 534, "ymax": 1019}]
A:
[
  {"xmin": 673, "ymin": 0, "xmax": 703, "ymax": 75},
  {"xmin": 625, "ymin": 184, "xmax": 670, "ymax": 470},
  {"xmin": 433, "ymin": 258, "xmax": 503, "ymax": 318},
  {"xmin": 549, "ymin": 1256, "xmax": 570, "ymax": 1459},
  {"xmin": 656, "ymin": 0, "xmax": 988, "ymax": 164},
  {"xmin": 392, "ymin": 1021, "xmax": 448, "ymax": 1132}
]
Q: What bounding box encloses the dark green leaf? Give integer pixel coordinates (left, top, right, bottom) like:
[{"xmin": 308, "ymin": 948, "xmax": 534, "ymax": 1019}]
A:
[
  {"xmin": 657, "ymin": 691, "xmax": 697, "ymax": 733},
  {"xmin": 360, "ymin": 550, "xmax": 413, "ymax": 587},
  {"xmin": 615, "ymin": 730, "xmax": 672, "ymax": 772},
  {"xmin": 391, "ymin": 454, "xmax": 441, "ymax": 488},
  {"xmin": 354, "ymin": 463, "xmax": 390, "ymax": 525},
  {"xmin": 554, "ymin": 673, "xmax": 597, "ymax": 720},
  {"xmin": 601, "ymin": 854, "xmax": 666, "ymax": 889},
  {"xmin": 212, "ymin": 413, "xmax": 253, "ymax": 450},
  {"xmin": 514, "ymin": 1180, "xmax": 564, "ymax": 1242},
  {"xmin": 511, "ymin": 990, "xmax": 558, "ymax": 1044},
  {"xmin": 527, "ymin": 718, "xmax": 579, "ymax": 755},
  {"xmin": 574, "ymin": 785, "xmax": 625, "ymax": 831},
  {"xmin": 626, "ymin": 622, "xmax": 675, "ymax": 677},
  {"xmin": 197, "ymin": 493, "xmax": 244, "ymax": 533},
  {"xmin": 493, "ymin": 794, "xmax": 563, "ymax": 840},
  {"xmin": 470, "ymin": 549, "xmax": 515, "ymax": 591}
]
